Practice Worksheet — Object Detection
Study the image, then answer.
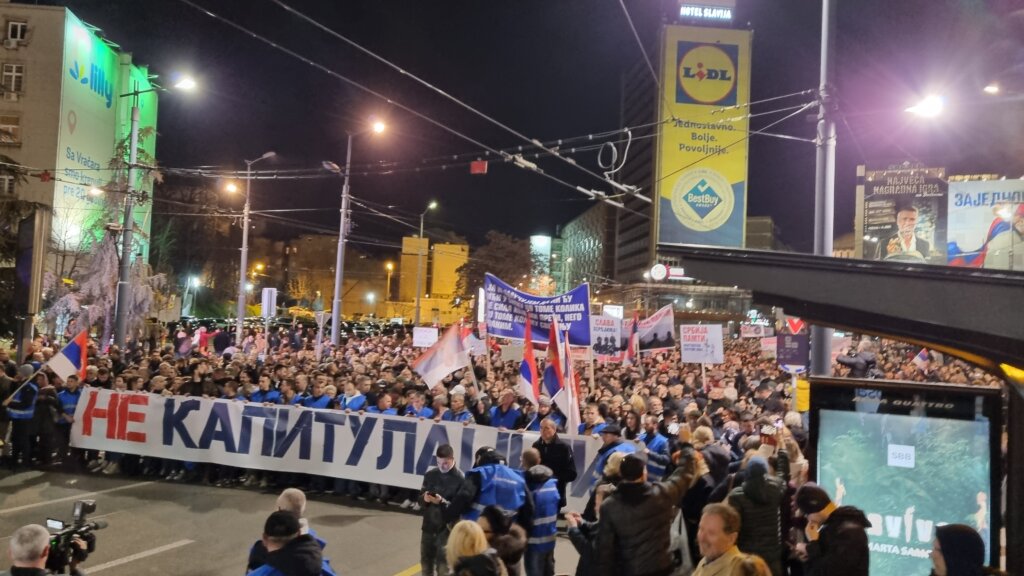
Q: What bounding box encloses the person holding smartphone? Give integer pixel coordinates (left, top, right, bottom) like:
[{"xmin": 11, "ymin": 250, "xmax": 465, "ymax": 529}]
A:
[{"xmin": 419, "ymin": 444, "xmax": 464, "ymax": 576}]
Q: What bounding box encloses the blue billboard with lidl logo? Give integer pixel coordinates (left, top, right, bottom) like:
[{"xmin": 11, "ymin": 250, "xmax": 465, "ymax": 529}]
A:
[{"xmin": 656, "ymin": 26, "xmax": 752, "ymax": 247}]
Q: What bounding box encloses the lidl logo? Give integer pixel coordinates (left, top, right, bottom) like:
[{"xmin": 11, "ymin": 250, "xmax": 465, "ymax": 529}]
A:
[
  {"xmin": 676, "ymin": 41, "xmax": 738, "ymax": 106},
  {"xmin": 670, "ymin": 168, "xmax": 735, "ymax": 232},
  {"xmin": 69, "ymin": 59, "xmax": 114, "ymax": 108}
]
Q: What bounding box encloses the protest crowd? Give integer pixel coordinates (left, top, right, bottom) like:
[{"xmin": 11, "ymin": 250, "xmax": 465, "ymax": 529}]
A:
[{"xmin": 0, "ymin": 322, "xmax": 1005, "ymax": 576}]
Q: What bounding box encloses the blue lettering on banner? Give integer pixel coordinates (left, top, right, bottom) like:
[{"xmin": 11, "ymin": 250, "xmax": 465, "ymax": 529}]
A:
[
  {"xmin": 345, "ymin": 415, "xmax": 378, "ymax": 466},
  {"xmin": 416, "ymin": 425, "xmax": 452, "ymax": 475},
  {"xmin": 314, "ymin": 411, "xmax": 347, "ymax": 462},
  {"xmin": 198, "ymin": 402, "xmax": 236, "ymax": 453},
  {"xmin": 73, "ymin": 390, "xmax": 603, "ymax": 511},
  {"xmin": 378, "ymin": 419, "xmax": 417, "ymax": 472},
  {"xmin": 483, "ymin": 273, "xmax": 592, "ymax": 346},
  {"xmin": 163, "ymin": 398, "xmax": 200, "ymax": 448}
]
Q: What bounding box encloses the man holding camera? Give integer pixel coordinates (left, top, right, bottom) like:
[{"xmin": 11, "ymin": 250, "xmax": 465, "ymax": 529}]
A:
[{"xmin": 1, "ymin": 524, "xmax": 85, "ymax": 576}]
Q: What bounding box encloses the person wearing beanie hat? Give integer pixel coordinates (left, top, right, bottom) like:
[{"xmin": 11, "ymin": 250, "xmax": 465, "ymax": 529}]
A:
[
  {"xmin": 727, "ymin": 454, "xmax": 788, "ymax": 576},
  {"xmin": 931, "ymin": 523, "xmax": 1002, "ymax": 576},
  {"xmin": 793, "ymin": 482, "xmax": 871, "ymax": 576}
]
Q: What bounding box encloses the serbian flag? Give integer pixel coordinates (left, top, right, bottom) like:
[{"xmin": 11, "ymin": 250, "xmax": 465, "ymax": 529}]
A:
[
  {"xmin": 517, "ymin": 312, "xmax": 540, "ymax": 405},
  {"xmin": 912, "ymin": 348, "xmax": 930, "ymax": 371},
  {"xmin": 48, "ymin": 329, "xmax": 89, "ymax": 381},
  {"xmin": 542, "ymin": 316, "xmax": 564, "ymax": 400},
  {"xmin": 412, "ymin": 324, "xmax": 471, "ymax": 389},
  {"xmin": 559, "ymin": 328, "xmax": 582, "ymax": 434}
]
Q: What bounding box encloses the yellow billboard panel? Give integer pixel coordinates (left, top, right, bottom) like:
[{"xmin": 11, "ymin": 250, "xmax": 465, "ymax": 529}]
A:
[{"xmin": 656, "ymin": 25, "xmax": 752, "ymax": 247}]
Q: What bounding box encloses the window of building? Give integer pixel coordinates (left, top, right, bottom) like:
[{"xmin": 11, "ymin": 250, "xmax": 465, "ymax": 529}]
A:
[
  {"xmin": 0, "ymin": 174, "xmax": 14, "ymax": 195},
  {"xmin": 7, "ymin": 21, "xmax": 27, "ymax": 41},
  {"xmin": 0, "ymin": 114, "xmax": 20, "ymax": 144},
  {"xmin": 2, "ymin": 63, "xmax": 24, "ymax": 92}
]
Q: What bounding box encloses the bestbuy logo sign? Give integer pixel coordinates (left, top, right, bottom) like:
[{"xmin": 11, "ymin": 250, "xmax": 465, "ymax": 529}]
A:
[
  {"xmin": 676, "ymin": 41, "xmax": 739, "ymax": 106},
  {"xmin": 69, "ymin": 58, "xmax": 114, "ymax": 109}
]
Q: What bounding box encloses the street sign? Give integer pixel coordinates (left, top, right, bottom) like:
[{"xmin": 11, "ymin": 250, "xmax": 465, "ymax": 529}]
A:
[
  {"xmin": 785, "ymin": 317, "xmax": 806, "ymax": 334},
  {"xmin": 261, "ymin": 288, "xmax": 277, "ymax": 319}
]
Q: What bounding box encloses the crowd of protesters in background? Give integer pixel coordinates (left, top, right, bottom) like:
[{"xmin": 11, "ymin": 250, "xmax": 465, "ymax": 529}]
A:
[{"xmin": 0, "ymin": 321, "xmax": 1006, "ymax": 575}]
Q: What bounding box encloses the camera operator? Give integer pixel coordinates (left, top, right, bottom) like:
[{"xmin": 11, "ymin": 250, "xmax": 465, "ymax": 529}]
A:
[{"xmin": 1, "ymin": 524, "xmax": 85, "ymax": 576}]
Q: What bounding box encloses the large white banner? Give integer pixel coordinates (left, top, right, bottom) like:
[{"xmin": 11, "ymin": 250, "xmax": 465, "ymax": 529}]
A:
[
  {"xmin": 71, "ymin": 389, "xmax": 602, "ymax": 509},
  {"xmin": 679, "ymin": 324, "xmax": 724, "ymax": 364}
]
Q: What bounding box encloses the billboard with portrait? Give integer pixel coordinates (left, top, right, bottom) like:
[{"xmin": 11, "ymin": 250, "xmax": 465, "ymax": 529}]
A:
[
  {"xmin": 655, "ymin": 25, "xmax": 752, "ymax": 247},
  {"xmin": 858, "ymin": 166, "xmax": 947, "ymax": 264}
]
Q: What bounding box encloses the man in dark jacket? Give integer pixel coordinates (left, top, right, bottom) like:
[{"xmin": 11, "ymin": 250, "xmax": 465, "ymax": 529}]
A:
[
  {"xmin": 248, "ymin": 511, "xmax": 334, "ymax": 576},
  {"xmin": 419, "ymin": 444, "xmax": 464, "ymax": 576},
  {"xmin": 597, "ymin": 437, "xmax": 698, "ymax": 576},
  {"xmin": 836, "ymin": 341, "xmax": 878, "ymax": 379},
  {"xmin": 794, "ymin": 483, "xmax": 871, "ymax": 576},
  {"xmin": 532, "ymin": 418, "xmax": 577, "ymax": 509}
]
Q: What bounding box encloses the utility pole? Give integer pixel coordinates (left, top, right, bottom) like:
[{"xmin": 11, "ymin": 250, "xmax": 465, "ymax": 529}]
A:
[{"xmin": 810, "ymin": 0, "xmax": 837, "ymax": 377}]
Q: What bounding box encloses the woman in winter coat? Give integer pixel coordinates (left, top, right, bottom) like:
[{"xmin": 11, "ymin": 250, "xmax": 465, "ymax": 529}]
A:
[
  {"xmin": 477, "ymin": 505, "xmax": 526, "ymax": 576},
  {"xmin": 727, "ymin": 450, "xmax": 789, "ymax": 576}
]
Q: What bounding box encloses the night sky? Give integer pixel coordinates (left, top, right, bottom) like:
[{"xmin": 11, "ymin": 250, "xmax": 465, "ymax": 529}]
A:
[{"xmin": 44, "ymin": 0, "xmax": 1024, "ymax": 252}]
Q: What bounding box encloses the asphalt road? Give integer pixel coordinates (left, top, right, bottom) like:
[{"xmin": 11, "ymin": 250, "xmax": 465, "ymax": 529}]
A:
[{"xmin": 0, "ymin": 469, "xmax": 580, "ymax": 576}]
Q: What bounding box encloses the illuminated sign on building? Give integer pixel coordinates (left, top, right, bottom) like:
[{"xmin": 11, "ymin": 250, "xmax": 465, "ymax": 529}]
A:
[{"xmin": 679, "ymin": 4, "xmax": 734, "ymax": 22}]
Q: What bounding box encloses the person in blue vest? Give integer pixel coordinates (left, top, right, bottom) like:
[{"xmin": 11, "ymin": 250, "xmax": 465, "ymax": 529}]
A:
[
  {"xmin": 3, "ymin": 364, "xmax": 38, "ymax": 471},
  {"xmin": 489, "ymin": 389, "xmax": 522, "ymax": 430},
  {"xmin": 336, "ymin": 379, "xmax": 367, "ymax": 411},
  {"xmin": 247, "ymin": 511, "xmax": 335, "ymax": 576},
  {"xmin": 523, "ymin": 464, "xmax": 560, "ymax": 576},
  {"xmin": 403, "ymin": 390, "xmax": 433, "ymax": 419},
  {"xmin": 365, "ymin": 393, "xmax": 397, "ymax": 415},
  {"xmin": 248, "ymin": 489, "xmax": 329, "ymax": 573},
  {"xmin": 280, "ymin": 380, "xmax": 304, "ymax": 406},
  {"xmin": 442, "ymin": 393, "xmax": 475, "ymax": 424},
  {"xmin": 302, "ymin": 376, "xmax": 331, "ymax": 409},
  {"xmin": 637, "ymin": 414, "xmax": 671, "ymax": 482},
  {"xmin": 590, "ymin": 423, "xmax": 636, "ymax": 486},
  {"xmin": 524, "ymin": 397, "xmax": 565, "ymax": 432},
  {"xmin": 250, "ymin": 375, "xmax": 281, "ymax": 404},
  {"xmin": 56, "ymin": 374, "xmax": 83, "ymax": 469},
  {"xmin": 578, "ymin": 403, "xmax": 607, "ymax": 436},
  {"xmin": 448, "ymin": 447, "xmax": 534, "ymax": 530}
]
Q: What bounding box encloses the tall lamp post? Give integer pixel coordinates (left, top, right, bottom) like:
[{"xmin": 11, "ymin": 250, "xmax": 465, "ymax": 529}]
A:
[
  {"xmin": 385, "ymin": 262, "xmax": 394, "ymax": 301},
  {"xmin": 113, "ymin": 75, "xmax": 195, "ymax": 348},
  {"xmin": 232, "ymin": 151, "xmax": 276, "ymax": 345},
  {"xmin": 324, "ymin": 120, "xmax": 385, "ymax": 347},
  {"xmin": 414, "ymin": 200, "xmax": 438, "ymax": 325}
]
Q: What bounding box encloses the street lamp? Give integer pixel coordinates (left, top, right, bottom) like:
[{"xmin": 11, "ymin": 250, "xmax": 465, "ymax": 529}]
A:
[
  {"xmin": 366, "ymin": 292, "xmax": 376, "ymax": 315},
  {"xmin": 113, "ymin": 74, "xmax": 196, "ymax": 348},
  {"xmin": 323, "ymin": 118, "xmax": 387, "ymax": 346},
  {"xmin": 564, "ymin": 257, "xmax": 574, "ymax": 292},
  {"xmin": 906, "ymin": 95, "xmax": 944, "ymax": 118},
  {"xmin": 414, "ymin": 200, "xmax": 438, "ymax": 325},
  {"xmin": 385, "ymin": 262, "xmax": 394, "ymax": 301},
  {"xmin": 233, "ymin": 150, "xmax": 276, "ymax": 344}
]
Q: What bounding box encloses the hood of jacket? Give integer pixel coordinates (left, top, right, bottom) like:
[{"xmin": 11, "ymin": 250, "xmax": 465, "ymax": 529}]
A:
[
  {"xmin": 525, "ymin": 464, "xmax": 553, "ymax": 486},
  {"xmin": 491, "ymin": 523, "xmax": 527, "ymax": 566},
  {"xmin": 828, "ymin": 506, "xmax": 872, "ymax": 529},
  {"xmin": 266, "ymin": 534, "xmax": 323, "ymax": 576}
]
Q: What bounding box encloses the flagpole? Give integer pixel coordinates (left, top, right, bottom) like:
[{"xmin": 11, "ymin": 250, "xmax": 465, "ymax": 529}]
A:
[{"xmin": 1, "ymin": 365, "xmax": 45, "ymax": 405}]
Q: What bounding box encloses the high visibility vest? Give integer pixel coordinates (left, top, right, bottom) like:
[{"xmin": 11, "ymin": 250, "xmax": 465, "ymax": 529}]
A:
[
  {"xmin": 7, "ymin": 382, "xmax": 37, "ymax": 420},
  {"xmin": 463, "ymin": 464, "xmax": 527, "ymax": 522},
  {"xmin": 528, "ymin": 478, "xmax": 560, "ymax": 552},
  {"xmin": 638, "ymin": 432, "xmax": 670, "ymax": 481}
]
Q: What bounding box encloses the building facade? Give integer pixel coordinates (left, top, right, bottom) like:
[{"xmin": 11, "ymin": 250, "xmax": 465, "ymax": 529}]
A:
[{"xmin": 0, "ymin": 2, "xmax": 158, "ymax": 278}]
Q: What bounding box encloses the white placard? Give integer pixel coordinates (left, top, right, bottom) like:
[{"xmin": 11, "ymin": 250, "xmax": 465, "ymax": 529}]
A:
[
  {"xmin": 679, "ymin": 324, "xmax": 724, "ymax": 364},
  {"xmin": 412, "ymin": 327, "xmax": 439, "ymax": 348}
]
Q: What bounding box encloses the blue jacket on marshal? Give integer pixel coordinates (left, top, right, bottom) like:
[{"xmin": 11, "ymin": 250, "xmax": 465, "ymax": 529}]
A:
[
  {"xmin": 488, "ymin": 405, "xmax": 522, "ymax": 429},
  {"xmin": 56, "ymin": 388, "xmax": 82, "ymax": 425},
  {"xmin": 637, "ymin": 431, "xmax": 670, "ymax": 481},
  {"xmin": 463, "ymin": 463, "xmax": 529, "ymax": 522},
  {"xmin": 525, "ymin": 466, "xmax": 560, "ymax": 553},
  {"xmin": 303, "ymin": 395, "xmax": 331, "ymax": 409},
  {"xmin": 6, "ymin": 381, "xmax": 38, "ymax": 420}
]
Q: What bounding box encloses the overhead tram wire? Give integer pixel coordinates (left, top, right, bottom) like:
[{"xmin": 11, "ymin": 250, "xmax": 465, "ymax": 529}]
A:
[
  {"xmin": 618, "ymin": 0, "xmax": 678, "ymax": 128},
  {"xmin": 268, "ymin": 0, "xmax": 649, "ymax": 204},
  {"xmin": 178, "ymin": 0, "xmax": 646, "ymax": 218}
]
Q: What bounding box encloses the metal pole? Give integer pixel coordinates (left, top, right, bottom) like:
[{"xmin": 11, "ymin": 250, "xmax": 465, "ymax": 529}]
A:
[
  {"xmin": 811, "ymin": 0, "xmax": 837, "ymax": 377},
  {"xmin": 331, "ymin": 133, "xmax": 353, "ymax": 347},
  {"xmin": 236, "ymin": 161, "xmax": 252, "ymax": 346},
  {"xmin": 414, "ymin": 212, "xmax": 426, "ymax": 325},
  {"xmin": 114, "ymin": 104, "xmax": 140, "ymax": 348}
]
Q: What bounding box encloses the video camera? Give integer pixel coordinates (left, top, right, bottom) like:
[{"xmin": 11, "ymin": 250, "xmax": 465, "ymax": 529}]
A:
[{"xmin": 45, "ymin": 500, "xmax": 106, "ymax": 574}]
